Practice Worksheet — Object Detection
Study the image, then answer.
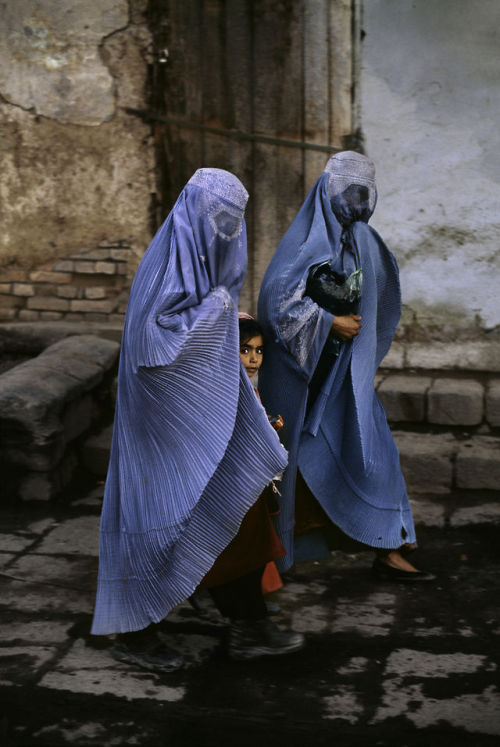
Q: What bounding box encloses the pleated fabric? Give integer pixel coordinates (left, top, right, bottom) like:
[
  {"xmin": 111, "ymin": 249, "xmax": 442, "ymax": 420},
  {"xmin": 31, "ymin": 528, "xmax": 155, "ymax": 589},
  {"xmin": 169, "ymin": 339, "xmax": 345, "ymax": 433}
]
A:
[
  {"xmin": 258, "ymin": 152, "xmax": 416, "ymax": 570},
  {"xmin": 91, "ymin": 169, "xmax": 288, "ymax": 635}
]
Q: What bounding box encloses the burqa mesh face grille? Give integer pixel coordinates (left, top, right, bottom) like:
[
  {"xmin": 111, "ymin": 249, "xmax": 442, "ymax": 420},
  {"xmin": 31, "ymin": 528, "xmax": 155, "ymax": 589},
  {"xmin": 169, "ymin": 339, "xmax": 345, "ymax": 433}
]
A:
[{"xmin": 324, "ymin": 151, "xmax": 377, "ymax": 217}]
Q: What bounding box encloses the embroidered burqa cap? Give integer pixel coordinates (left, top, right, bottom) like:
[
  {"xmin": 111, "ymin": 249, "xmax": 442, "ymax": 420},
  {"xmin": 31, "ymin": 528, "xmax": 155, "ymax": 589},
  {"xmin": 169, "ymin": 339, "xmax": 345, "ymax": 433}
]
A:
[
  {"xmin": 92, "ymin": 168, "xmax": 287, "ymax": 634},
  {"xmin": 258, "ymin": 152, "xmax": 415, "ymax": 568}
]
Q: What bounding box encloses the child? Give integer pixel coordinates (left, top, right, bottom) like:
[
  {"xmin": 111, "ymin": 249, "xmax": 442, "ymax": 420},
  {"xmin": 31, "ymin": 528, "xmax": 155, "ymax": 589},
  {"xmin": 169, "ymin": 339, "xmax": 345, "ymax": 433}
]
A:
[
  {"xmin": 197, "ymin": 314, "xmax": 302, "ymax": 660},
  {"xmin": 238, "ymin": 313, "xmax": 284, "ymax": 596}
]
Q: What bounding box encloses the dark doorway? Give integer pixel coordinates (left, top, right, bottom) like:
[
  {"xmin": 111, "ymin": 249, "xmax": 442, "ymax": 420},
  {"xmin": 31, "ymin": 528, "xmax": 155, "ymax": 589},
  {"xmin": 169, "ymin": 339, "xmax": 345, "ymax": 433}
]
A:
[{"xmin": 147, "ymin": 0, "xmax": 359, "ymax": 310}]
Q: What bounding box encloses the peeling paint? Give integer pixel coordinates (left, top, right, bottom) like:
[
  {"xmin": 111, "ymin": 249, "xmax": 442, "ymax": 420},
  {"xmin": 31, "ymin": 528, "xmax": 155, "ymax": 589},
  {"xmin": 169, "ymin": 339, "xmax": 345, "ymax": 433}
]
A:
[
  {"xmin": 0, "ymin": 1, "xmax": 129, "ymax": 126},
  {"xmin": 0, "ymin": 2, "xmax": 153, "ymax": 269}
]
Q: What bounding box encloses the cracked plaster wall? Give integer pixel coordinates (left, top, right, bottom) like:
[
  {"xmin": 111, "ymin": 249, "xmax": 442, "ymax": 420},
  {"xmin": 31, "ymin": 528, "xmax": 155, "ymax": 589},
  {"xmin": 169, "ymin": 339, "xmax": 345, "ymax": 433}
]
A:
[
  {"xmin": 361, "ymin": 0, "xmax": 500, "ymax": 336},
  {"xmin": 0, "ymin": 0, "xmax": 153, "ymax": 269}
]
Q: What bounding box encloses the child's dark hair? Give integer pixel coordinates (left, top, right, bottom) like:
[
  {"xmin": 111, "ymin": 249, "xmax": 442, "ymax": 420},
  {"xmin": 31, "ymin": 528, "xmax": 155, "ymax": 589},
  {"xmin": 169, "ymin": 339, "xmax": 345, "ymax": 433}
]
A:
[{"xmin": 238, "ymin": 317, "xmax": 264, "ymax": 345}]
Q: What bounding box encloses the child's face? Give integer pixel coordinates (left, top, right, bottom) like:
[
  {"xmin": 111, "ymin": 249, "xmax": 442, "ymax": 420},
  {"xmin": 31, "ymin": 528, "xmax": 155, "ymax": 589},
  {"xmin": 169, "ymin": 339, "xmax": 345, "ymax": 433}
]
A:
[{"xmin": 239, "ymin": 334, "xmax": 264, "ymax": 378}]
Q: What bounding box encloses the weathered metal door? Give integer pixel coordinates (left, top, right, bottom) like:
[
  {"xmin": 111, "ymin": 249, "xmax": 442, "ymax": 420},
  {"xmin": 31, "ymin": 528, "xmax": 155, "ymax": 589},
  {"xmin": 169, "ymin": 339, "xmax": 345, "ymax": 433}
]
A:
[{"xmin": 148, "ymin": 0, "xmax": 359, "ymax": 310}]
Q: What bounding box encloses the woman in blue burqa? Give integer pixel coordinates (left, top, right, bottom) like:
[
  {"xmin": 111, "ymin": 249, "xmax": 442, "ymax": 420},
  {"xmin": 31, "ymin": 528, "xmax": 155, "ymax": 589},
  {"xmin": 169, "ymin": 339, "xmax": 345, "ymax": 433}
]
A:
[
  {"xmin": 91, "ymin": 168, "xmax": 303, "ymax": 671},
  {"xmin": 258, "ymin": 151, "xmax": 434, "ymax": 582}
]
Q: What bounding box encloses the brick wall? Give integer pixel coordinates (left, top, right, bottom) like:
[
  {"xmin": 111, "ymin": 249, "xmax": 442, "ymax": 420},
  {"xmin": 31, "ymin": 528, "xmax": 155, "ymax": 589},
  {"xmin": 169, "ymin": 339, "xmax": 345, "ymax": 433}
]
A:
[{"xmin": 0, "ymin": 242, "xmax": 134, "ymax": 324}]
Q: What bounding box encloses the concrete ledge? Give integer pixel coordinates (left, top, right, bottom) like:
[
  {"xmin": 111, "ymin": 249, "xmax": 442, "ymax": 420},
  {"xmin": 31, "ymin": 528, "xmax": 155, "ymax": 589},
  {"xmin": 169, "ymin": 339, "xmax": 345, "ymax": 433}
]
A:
[
  {"xmin": 0, "ymin": 335, "xmax": 119, "ymax": 499},
  {"xmin": 380, "ymin": 339, "xmax": 500, "ymax": 373},
  {"xmin": 0, "ymin": 321, "xmax": 123, "ymax": 354},
  {"xmin": 403, "ymin": 341, "xmax": 500, "ymax": 372}
]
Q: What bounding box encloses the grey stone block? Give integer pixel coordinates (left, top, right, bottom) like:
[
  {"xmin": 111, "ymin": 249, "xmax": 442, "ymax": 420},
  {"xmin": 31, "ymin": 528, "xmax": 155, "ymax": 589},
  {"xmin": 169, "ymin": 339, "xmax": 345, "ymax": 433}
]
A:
[
  {"xmin": 0, "ymin": 335, "xmax": 119, "ymax": 494},
  {"xmin": 378, "ymin": 375, "xmax": 431, "ymax": 422},
  {"xmin": 409, "ymin": 498, "xmax": 446, "ymax": 527},
  {"xmin": 428, "ymin": 378, "xmax": 484, "ymax": 426},
  {"xmin": 406, "ymin": 341, "xmax": 500, "ymax": 372},
  {"xmin": 456, "ymin": 437, "xmax": 500, "ymax": 490},
  {"xmin": 393, "ymin": 431, "xmax": 457, "ymax": 494},
  {"xmin": 486, "ymin": 380, "xmax": 500, "ymax": 427},
  {"xmin": 39, "ymin": 334, "xmax": 119, "ymax": 382}
]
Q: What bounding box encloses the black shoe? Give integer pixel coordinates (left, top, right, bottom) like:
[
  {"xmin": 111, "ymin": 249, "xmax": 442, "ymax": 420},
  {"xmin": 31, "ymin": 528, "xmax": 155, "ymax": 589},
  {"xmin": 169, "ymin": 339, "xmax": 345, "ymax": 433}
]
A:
[
  {"xmin": 372, "ymin": 557, "xmax": 436, "ymax": 583},
  {"xmin": 111, "ymin": 639, "xmax": 184, "ymax": 673},
  {"xmin": 228, "ymin": 618, "xmax": 305, "ymax": 661}
]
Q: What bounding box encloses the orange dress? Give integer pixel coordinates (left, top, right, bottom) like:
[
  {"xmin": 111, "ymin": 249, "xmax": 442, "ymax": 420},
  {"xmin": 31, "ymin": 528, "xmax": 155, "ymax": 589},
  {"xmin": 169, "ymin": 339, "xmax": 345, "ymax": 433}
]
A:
[
  {"xmin": 200, "ymin": 492, "xmax": 285, "ymax": 588},
  {"xmin": 201, "ymin": 387, "xmax": 285, "ymax": 591}
]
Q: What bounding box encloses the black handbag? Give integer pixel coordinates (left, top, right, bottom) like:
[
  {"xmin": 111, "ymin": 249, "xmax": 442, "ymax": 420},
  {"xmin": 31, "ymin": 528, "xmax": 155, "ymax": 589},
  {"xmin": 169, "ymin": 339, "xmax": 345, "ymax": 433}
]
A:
[{"xmin": 305, "ymin": 262, "xmax": 362, "ymax": 316}]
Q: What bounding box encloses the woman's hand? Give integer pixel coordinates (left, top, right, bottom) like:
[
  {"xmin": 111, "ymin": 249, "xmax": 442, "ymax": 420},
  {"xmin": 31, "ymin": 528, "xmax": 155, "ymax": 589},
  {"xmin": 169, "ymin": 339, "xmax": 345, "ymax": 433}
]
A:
[{"xmin": 330, "ymin": 314, "xmax": 362, "ymax": 341}]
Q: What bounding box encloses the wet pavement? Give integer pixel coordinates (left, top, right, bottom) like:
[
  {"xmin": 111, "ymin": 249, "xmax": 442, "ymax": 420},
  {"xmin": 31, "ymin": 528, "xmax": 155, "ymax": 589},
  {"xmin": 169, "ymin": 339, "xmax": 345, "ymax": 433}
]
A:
[{"xmin": 1, "ymin": 483, "xmax": 499, "ymax": 747}]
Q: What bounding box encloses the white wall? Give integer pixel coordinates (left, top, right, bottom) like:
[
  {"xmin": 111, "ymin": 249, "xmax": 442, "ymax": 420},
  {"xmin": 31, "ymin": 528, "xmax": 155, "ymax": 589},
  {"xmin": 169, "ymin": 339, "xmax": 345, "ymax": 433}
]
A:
[{"xmin": 361, "ymin": 0, "xmax": 500, "ymax": 334}]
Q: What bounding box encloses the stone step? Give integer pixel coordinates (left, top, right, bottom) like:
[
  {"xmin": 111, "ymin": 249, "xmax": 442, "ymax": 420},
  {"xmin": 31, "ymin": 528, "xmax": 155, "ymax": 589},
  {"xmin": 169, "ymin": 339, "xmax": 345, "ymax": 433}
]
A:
[
  {"xmin": 394, "ymin": 431, "xmax": 500, "ymax": 495},
  {"xmin": 377, "ymin": 373, "xmax": 500, "ymax": 428},
  {"xmin": 381, "ymin": 339, "xmax": 500, "ymax": 372},
  {"xmin": 80, "ymin": 424, "xmax": 499, "ymax": 502}
]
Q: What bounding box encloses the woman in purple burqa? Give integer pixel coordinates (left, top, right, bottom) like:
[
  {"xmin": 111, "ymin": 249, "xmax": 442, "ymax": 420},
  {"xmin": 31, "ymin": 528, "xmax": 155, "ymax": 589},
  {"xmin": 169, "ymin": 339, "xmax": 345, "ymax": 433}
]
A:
[
  {"xmin": 258, "ymin": 151, "xmax": 434, "ymax": 581},
  {"xmin": 91, "ymin": 169, "xmax": 303, "ymax": 668}
]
